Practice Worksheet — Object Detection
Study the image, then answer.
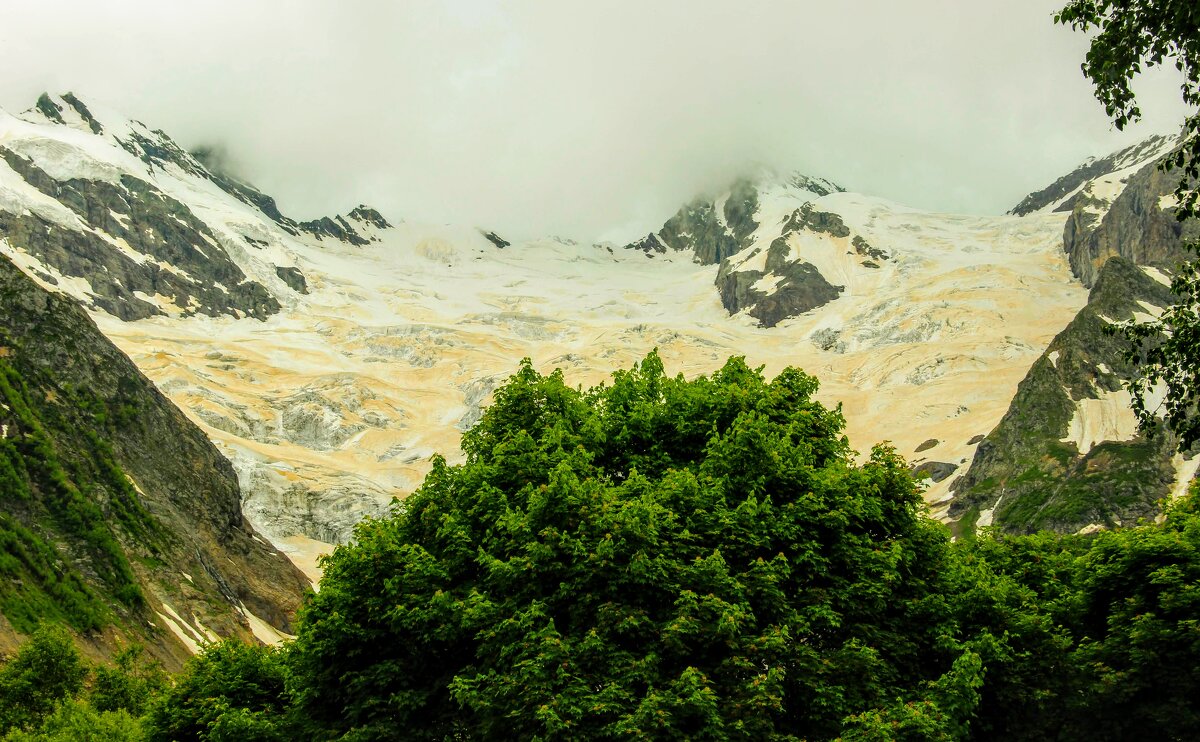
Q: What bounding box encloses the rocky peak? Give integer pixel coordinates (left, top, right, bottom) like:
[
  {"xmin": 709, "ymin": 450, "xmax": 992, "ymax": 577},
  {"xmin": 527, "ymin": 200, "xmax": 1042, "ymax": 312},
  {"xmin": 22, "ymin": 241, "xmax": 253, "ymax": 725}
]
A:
[
  {"xmin": 298, "ymin": 205, "xmax": 393, "ymax": 247},
  {"xmin": 625, "ymin": 176, "xmax": 762, "ymax": 265},
  {"xmin": 1010, "ymin": 133, "xmax": 1178, "ymax": 216},
  {"xmin": 1062, "ymin": 150, "xmax": 1199, "ymax": 287},
  {"xmin": 348, "ymin": 205, "xmax": 393, "ymax": 230},
  {"xmin": 625, "ymin": 170, "xmax": 878, "ymax": 327},
  {"xmin": 784, "ymin": 172, "xmax": 846, "ymax": 198},
  {"xmin": 29, "ymin": 92, "xmax": 104, "ymax": 136}
]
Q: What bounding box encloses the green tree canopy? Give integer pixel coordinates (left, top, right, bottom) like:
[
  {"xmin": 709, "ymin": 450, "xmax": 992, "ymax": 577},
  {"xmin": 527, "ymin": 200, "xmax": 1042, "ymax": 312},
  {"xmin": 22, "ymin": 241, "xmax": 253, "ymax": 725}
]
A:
[
  {"xmin": 144, "ymin": 639, "xmax": 292, "ymax": 742},
  {"xmin": 0, "ymin": 625, "xmax": 86, "ymax": 734},
  {"xmin": 289, "ymin": 353, "xmax": 979, "ymax": 740}
]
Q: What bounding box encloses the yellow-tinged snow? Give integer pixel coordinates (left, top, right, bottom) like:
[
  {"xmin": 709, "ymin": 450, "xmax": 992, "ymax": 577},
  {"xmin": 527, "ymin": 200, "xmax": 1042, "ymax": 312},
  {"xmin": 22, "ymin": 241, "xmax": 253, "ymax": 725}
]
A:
[
  {"xmin": 276, "ymin": 535, "xmax": 333, "ymax": 587},
  {"xmin": 0, "ymin": 103, "xmax": 1103, "ymax": 577},
  {"xmin": 155, "ymin": 600, "xmax": 217, "ymax": 655},
  {"xmin": 1172, "ymin": 453, "xmax": 1200, "ymax": 501},
  {"xmin": 241, "ymin": 603, "xmax": 296, "ymax": 646},
  {"xmin": 1060, "ymin": 389, "xmax": 1140, "ymax": 456},
  {"xmin": 91, "ymin": 191, "xmax": 1088, "ymax": 572}
]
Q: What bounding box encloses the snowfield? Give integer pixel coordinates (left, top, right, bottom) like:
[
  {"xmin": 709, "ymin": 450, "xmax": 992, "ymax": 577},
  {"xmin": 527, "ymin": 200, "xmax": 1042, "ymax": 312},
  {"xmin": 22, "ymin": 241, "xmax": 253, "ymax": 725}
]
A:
[{"xmin": 0, "ymin": 95, "xmax": 1100, "ymax": 569}]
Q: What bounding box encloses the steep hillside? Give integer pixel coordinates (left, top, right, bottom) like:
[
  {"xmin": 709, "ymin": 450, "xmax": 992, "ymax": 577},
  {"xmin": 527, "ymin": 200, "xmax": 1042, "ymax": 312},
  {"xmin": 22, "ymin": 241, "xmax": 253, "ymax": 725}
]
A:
[
  {"xmin": 1062, "ymin": 151, "xmax": 1200, "ymax": 287},
  {"xmin": 955, "ymin": 135, "xmax": 1199, "ymax": 534},
  {"xmin": 0, "ymin": 251, "xmax": 307, "ymax": 667},
  {"xmin": 949, "ymin": 258, "xmax": 1195, "ymax": 534}
]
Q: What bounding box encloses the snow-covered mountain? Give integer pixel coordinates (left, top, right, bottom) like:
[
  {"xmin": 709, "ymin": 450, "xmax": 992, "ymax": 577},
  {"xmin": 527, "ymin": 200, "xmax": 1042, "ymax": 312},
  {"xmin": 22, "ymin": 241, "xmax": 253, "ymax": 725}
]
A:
[
  {"xmin": 0, "ymin": 92, "xmax": 1186, "ymax": 569},
  {"xmin": 950, "ymin": 129, "xmax": 1199, "ymax": 535}
]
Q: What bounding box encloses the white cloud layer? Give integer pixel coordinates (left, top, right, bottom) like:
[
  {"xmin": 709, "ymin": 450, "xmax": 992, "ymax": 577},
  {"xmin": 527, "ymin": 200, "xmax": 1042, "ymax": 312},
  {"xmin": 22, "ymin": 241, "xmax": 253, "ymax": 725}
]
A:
[{"xmin": 0, "ymin": 0, "xmax": 1190, "ymax": 241}]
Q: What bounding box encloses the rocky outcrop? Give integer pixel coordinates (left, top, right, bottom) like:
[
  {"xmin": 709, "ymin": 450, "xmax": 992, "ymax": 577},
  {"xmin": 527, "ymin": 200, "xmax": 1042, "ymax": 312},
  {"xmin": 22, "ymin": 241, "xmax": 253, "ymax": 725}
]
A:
[
  {"xmin": 951, "ymin": 258, "xmax": 1186, "ymax": 535},
  {"xmin": 0, "ymin": 253, "xmax": 308, "ymax": 666},
  {"xmin": 782, "ymin": 202, "xmax": 851, "ymax": 237},
  {"xmin": 1062, "ymin": 157, "xmax": 1199, "ymax": 287},
  {"xmin": 34, "ymin": 93, "xmax": 65, "ymax": 124},
  {"xmin": 481, "ymin": 230, "xmax": 510, "ymax": 249},
  {"xmin": 630, "ymin": 178, "xmax": 761, "ymax": 265},
  {"xmin": 275, "ymin": 266, "xmax": 309, "ymax": 294},
  {"xmin": 60, "ymin": 93, "xmax": 103, "ymax": 135},
  {"xmin": 0, "ymin": 147, "xmax": 281, "ymax": 320},
  {"xmin": 300, "ymin": 215, "xmax": 369, "ymax": 246},
  {"xmin": 349, "ymin": 206, "xmax": 392, "ymax": 230},
  {"xmin": 629, "ymin": 176, "xmax": 866, "ymax": 327},
  {"xmin": 300, "ymin": 206, "xmax": 392, "ymax": 246},
  {"xmin": 912, "ymin": 461, "xmax": 958, "ymax": 483},
  {"xmin": 715, "ymin": 236, "xmax": 843, "ymax": 328},
  {"xmin": 1009, "ymin": 134, "xmax": 1175, "ymax": 215}
]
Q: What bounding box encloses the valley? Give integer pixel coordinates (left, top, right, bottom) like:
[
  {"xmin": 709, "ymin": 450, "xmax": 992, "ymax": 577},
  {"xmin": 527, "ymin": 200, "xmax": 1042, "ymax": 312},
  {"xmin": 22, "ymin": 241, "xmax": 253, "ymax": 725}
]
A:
[{"xmin": 0, "ymin": 92, "xmax": 1191, "ymax": 585}]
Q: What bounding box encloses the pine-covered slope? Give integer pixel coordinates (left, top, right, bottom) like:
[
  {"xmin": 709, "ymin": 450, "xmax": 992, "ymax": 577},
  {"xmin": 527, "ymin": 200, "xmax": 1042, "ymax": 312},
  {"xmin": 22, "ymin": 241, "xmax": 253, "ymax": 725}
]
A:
[{"xmin": 0, "ymin": 251, "xmax": 307, "ymax": 667}]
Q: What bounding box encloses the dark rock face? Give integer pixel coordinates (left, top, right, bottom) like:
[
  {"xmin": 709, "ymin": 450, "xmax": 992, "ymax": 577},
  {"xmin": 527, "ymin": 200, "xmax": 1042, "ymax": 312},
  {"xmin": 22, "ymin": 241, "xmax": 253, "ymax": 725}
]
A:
[
  {"xmin": 0, "ymin": 148, "xmax": 280, "ymax": 320},
  {"xmin": 915, "ymin": 439, "xmax": 939, "ymax": 453},
  {"xmin": 300, "ymin": 206, "xmax": 391, "ymax": 246},
  {"xmin": 349, "ymin": 206, "xmax": 392, "ymax": 230},
  {"xmin": 626, "ymin": 233, "xmax": 666, "ymax": 254},
  {"xmin": 853, "ymin": 235, "xmax": 888, "ymax": 261},
  {"xmin": 34, "ymin": 93, "xmax": 64, "ymax": 124},
  {"xmin": 713, "ymin": 200, "xmax": 875, "ymax": 327},
  {"xmin": 1009, "ymin": 135, "xmax": 1174, "ymax": 216},
  {"xmin": 60, "ymin": 93, "xmax": 102, "ymax": 135},
  {"xmin": 300, "ymin": 215, "xmax": 371, "ymax": 246},
  {"xmin": 1063, "ymin": 158, "xmax": 1200, "ymax": 287},
  {"xmin": 275, "ymin": 266, "xmax": 309, "ymax": 294},
  {"xmin": 481, "ymin": 230, "xmax": 510, "ymax": 249},
  {"xmin": 782, "ymin": 202, "xmax": 850, "ymax": 238},
  {"xmin": 912, "ymin": 461, "xmax": 958, "ymax": 483},
  {"xmin": 643, "ymin": 179, "xmax": 761, "ymax": 266},
  {"xmin": 951, "ymin": 258, "xmax": 1185, "ymax": 535},
  {"xmin": 0, "ymin": 254, "xmax": 308, "ymax": 665},
  {"xmin": 625, "ymin": 177, "xmax": 864, "ymax": 327},
  {"xmin": 117, "ymin": 128, "xmax": 211, "ymax": 180},
  {"xmin": 715, "ymin": 236, "xmax": 843, "ymax": 328}
]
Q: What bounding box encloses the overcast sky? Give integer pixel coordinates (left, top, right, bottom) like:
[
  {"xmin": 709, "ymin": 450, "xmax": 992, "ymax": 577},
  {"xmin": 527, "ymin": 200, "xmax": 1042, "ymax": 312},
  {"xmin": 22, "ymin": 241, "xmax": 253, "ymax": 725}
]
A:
[{"xmin": 0, "ymin": 0, "xmax": 1190, "ymax": 241}]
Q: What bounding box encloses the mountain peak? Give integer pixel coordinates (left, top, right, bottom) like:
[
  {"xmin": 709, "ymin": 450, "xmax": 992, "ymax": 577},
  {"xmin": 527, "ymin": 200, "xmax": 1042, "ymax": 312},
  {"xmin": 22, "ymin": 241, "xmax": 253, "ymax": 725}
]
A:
[
  {"xmin": 30, "ymin": 91, "xmax": 104, "ymax": 135},
  {"xmin": 348, "ymin": 205, "xmax": 393, "ymax": 230},
  {"xmin": 1009, "ymin": 132, "xmax": 1179, "ymax": 216}
]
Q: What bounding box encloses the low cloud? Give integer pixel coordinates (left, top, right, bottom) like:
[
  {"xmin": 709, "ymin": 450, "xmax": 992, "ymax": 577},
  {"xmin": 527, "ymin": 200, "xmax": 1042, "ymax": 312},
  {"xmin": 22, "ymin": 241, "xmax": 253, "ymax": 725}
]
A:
[{"xmin": 0, "ymin": 0, "xmax": 1189, "ymax": 241}]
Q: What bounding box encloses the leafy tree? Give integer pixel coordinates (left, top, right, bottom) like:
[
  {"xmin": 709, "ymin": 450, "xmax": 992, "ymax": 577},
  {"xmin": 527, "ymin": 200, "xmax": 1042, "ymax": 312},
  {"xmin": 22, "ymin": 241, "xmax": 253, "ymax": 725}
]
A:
[
  {"xmin": 2, "ymin": 700, "xmax": 142, "ymax": 742},
  {"xmin": 290, "ymin": 353, "xmax": 980, "ymax": 740},
  {"xmin": 953, "ymin": 486, "xmax": 1200, "ymax": 740},
  {"xmin": 0, "ymin": 626, "xmax": 86, "ymax": 733},
  {"xmin": 1059, "ymin": 491, "xmax": 1200, "ymax": 739},
  {"xmin": 88, "ymin": 644, "xmax": 168, "ymax": 717},
  {"xmin": 1056, "ymin": 0, "xmax": 1200, "ymax": 446},
  {"xmin": 144, "ymin": 639, "xmax": 293, "ymax": 742}
]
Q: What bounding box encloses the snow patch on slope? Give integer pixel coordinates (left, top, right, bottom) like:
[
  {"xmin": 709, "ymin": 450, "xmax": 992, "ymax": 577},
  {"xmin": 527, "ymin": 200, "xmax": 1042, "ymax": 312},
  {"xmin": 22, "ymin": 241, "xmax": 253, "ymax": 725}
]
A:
[{"xmin": 1061, "ymin": 389, "xmax": 1139, "ymax": 455}]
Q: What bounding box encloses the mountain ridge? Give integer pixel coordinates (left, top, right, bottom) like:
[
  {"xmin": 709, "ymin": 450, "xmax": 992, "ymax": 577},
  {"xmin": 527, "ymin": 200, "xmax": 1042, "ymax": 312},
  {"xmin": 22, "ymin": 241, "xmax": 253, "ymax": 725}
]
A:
[
  {"xmin": 0, "ymin": 90, "xmax": 1189, "ymax": 558},
  {"xmin": 0, "ymin": 249, "xmax": 308, "ymax": 666}
]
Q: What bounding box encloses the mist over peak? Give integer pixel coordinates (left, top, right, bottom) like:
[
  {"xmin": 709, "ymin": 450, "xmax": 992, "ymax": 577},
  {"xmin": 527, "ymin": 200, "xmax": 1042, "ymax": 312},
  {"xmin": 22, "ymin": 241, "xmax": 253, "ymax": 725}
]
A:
[{"xmin": 1, "ymin": 0, "xmax": 1187, "ymax": 243}]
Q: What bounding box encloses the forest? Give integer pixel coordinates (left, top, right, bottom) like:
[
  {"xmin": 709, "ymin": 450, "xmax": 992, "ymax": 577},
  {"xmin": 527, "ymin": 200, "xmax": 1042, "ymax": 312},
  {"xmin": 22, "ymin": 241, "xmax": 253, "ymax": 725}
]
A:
[{"xmin": 2, "ymin": 353, "xmax": 1197, "ymax": 741}]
